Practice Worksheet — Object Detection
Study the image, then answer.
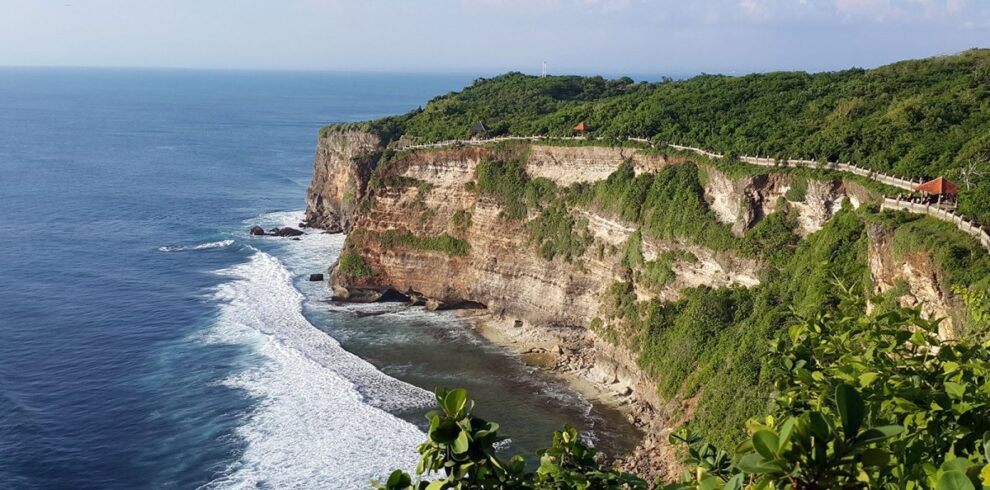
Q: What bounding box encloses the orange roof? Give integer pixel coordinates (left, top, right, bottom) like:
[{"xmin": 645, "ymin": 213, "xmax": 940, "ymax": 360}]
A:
[
  {"xmin": 914, "ymin": 176, "xmax": 958, "ymax": 195},
  {"xmin": 573, "ymin": 121, "xmax": 588, "ymax": 132}
]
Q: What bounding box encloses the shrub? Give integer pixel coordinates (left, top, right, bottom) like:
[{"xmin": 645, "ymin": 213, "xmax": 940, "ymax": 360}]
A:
[
  {"xmin": 373, "ymin": 388, "xmax": 646, "ymax": 490},
  {"xmin": 666, "ymin": 302, "xmax": 990, "ymax": 490},
  {"xmin": 528, "ymin": 203, "xmax": 590, "ymax": 262},
  {"xmin": 784, "ymin": 176, "xmax": 808, "ymax": 202},
  {"xmin": 380, "ymin": 230, "xmax": 470, "ymax": 257},
  {"xmin": 337, "ymin": 251, "xmax": 372, "ymax": 277}
]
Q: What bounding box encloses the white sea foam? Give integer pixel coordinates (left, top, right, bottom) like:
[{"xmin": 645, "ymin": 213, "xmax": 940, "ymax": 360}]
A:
[
  {"xmin": 158, "ymin": 239, "xmax": 235, "ymax": 253},
  {"xmin": 201, "ymin": 249, "xmax": 429, "ymax": 489}
]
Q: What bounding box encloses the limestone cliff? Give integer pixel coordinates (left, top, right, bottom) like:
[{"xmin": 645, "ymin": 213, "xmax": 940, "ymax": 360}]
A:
[
  {"xmin": 304, "ymin": 138, "xmax": 968, "ymax": 477},
  {"xmin": 304, "ymin": 130, "xmax": 383, "ymax": 232},
  {"xmin": 867, "ymin": 223, "xmax": 963, "ymax": 338},
  {"xmin": 702, "ymin": 167, "xmax": 872, "ymax": 237}
]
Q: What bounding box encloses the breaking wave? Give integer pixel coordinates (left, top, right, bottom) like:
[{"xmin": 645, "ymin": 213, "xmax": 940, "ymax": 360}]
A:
[
  {"xmin": 200, "ymin": 249, "xmax": 427, "ymax": 489},
  {"xmin": 158, "ymin": 240, "xmax": 235, "ymax": 253}
]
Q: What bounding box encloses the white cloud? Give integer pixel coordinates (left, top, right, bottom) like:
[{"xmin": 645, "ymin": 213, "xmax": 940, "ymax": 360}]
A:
[
  {"xmin": 583, "ymin": 0, "xmax": 632, "ymax": 13},
  {"xmin": 835, "ymin": 0, "xmax": 898, "ymax": 19},
  {"xmin": 460, "ymin": 0, "xmax": 630, "ymax": 15},
  {"xmin": 460, "ymin": 0, "xmax": 561, "ymax": 14},
  {"xmin": 832, "ymin": 0, "xmax": 982, "ymax": 21},
  {"xmin": 946, "ymin": 0, "xmax": 968, "ymax": 14},
  {"xmin": 739, "ymin": 0, "xmax": 762, "ymax": 14}
]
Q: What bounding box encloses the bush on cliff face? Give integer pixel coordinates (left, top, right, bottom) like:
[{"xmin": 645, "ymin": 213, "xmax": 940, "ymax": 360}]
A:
[
  {"xmin": 338, "ymin": 251, "xmax": 372, "ymax": 278},
  {"xmin": 665, "ymin": 302, "xmax": 990, "ymax": 490},
  {"xmin": 528, "ymin": 203, "xmax": 591, "ymax": 263},
  {"xmin": 596, "ymin": 208, "xmax": 869, "ymax": 449},
  {"xmin": 373, "ymin": 388, "xmax": 646, "ymax": 490},
  {"xmin": 380, "ymin": 230, "xmax": 470, "ymax": 257}
]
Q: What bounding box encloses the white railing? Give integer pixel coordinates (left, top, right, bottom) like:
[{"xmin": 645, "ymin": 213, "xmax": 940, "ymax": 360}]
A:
[
  {"xmin": 881, "ymin": 198, "xmax": 990, "ymax": 251},
  {"xmin": 395, "ymin": 136, "xmax": 987, "ymax": 252},
  {"xmin": 668, "ymin": 145, "xmax": 919, "ymax": 192},
  {"xmin": 397, "ymin": 135, "xmax": 589, "ymax": 151}
]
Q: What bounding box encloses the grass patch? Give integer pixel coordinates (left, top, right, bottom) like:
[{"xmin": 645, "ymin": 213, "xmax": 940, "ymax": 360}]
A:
[
  {"xmin": 338, "ymin": 252, "xmax": 372, "ymax": 277},
  {"xmin": 380, "ymin": 230, "xmax": 470, "ymax": 257}
]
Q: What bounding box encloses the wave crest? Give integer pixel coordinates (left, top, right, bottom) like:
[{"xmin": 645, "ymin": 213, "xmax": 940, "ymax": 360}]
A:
[
  {"xmin": 201, "ymin": 250, "xmax": 426, "ymax": 489},
  {"xmin": 158, "ymin": 240, "xmax": 235, "ymax": 253}
]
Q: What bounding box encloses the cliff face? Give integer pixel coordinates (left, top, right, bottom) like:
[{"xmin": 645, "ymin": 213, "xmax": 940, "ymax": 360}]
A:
[
  {"xmin": 326, "ymin": 143, "xmax": 762, "ymax": 327},
  {"xmin": 867, "ymin": 223, "xmax": 961, "ymax": 338},
  {"xmin": 320, "ymin": 142, "xmax": 768, "ymax": 476},
  {"xmin": 702, "ymin": 168, "xmax": 869, "ymax": 237},
  {"xmin": 304, "ymin": 130, "xmax": 382, "ymax": 232},
  {"xmin": 304, "ymin": 136, "xmax": 964, "ymax": 476},
  {"xmin": 334, "ymin": 145, "xmax": 618, "ymax": 327}
]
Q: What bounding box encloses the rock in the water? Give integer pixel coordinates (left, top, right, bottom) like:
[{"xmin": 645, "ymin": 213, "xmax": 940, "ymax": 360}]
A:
[
  {"xmin": 332, "ymin": 286, "xmax": 384, "ymax": 303},
  {"xmin": 249, "ymin": 225, "xmax": 266, "ymax": 236},
  {"xmin": 308, "ymin": 273, "xmax": 325, "ymax": 281},
  {"xmin": 273, "ymin": 227, "xmax": 304, "ymax": 237}
]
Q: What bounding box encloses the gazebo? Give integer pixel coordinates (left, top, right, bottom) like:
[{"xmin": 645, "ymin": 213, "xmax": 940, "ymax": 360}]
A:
[
  {"xmin": 914, "ymin": 176, "xmax": 958, "ymax": 206},
  {"xmin": 471, "ymin": 122, "xmax": 490, "ymax": 138},
  {"xmin": 573, "ymin": 121, "xmax": 589, "ymax": 134}
]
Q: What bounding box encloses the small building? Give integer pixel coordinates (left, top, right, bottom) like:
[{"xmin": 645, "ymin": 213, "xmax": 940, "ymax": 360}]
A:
[
  {"xmin": 914, "ymin": 176, "xmax": 958, "ymax": 206},
  {"xmin": 573, "ymin": 121, "xmax": 589, "ymax": 134},
  {"xmin": 914, "ymin": 176, "xmax": 958, "ymax": 196},
  {"xmin": 471, "ymin": 122, "xmax": 490, "ymax": 138}
]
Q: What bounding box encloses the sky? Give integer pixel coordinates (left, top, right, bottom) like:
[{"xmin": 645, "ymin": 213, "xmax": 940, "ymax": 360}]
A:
[{"xmin": 1, "ymin": 0, "xmax": 987, "ymax": 76}]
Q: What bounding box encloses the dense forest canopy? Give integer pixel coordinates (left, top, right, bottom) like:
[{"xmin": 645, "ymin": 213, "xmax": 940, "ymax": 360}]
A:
[{"xmin": 328, "ymin": 49, "xmax": 990, "ymax": 222}]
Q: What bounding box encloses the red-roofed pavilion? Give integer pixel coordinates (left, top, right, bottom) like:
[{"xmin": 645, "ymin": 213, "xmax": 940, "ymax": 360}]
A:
[{"xmin": 914, "ymin": 176, "xmax": 958, "ymax": 196}]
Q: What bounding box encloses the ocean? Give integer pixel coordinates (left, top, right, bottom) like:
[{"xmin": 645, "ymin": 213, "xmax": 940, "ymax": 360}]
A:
[{"xmin": 0, "ymin": 68, "xmax": 638, "ymax": 489}]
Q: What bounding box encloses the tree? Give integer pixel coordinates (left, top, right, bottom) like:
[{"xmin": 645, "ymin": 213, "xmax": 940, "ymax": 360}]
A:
[
  {"xmin": 957, "ymin": 154, "xmax": 989, "ymax": 191},
  {"xmin": 373, "ymin": 388, "xmax": 646, "ymax": 490},
  {"xmin": 665, "ymin": 303, "xmax": 990, "ymax": 490}
]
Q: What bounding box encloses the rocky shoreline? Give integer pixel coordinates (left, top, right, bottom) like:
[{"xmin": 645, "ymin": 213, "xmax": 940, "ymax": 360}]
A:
[{"xmin": 452, "ymin": 309, "xmax": 679, "ymax": 482}]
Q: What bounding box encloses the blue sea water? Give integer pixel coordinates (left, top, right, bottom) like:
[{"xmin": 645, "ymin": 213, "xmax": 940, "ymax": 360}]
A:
[{"xmin": 0, "ymin": 68, "xmax": 638, "ymax": 489}]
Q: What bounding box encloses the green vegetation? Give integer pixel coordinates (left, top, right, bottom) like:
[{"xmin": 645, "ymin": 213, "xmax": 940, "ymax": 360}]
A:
[
  {"xmin": 666, "ymin": 302, "xmax": 990, "ymax": 490},
  {"xmin": 359, "ymin": 146, "xmax": 990, "ymax": 457},
  {"xmin": 960, "ymin": 180, "xmax": 990, "ymax": 225},
  {"xmin": 573, "ymin": 162, "xmax": 738, "ymax": 252},
  {"xmin": 528, "ymin": 203, "xmax": 591, "ymax": 262},
  {"xmin": 326, "ymin": 49, "xmax": 990, "ymax": 224},
  {"xmin": 783, "ymin": 176, "xmax": 808, "ymax": 202},
  {"xmin": 474, "ymin": 144, "xmax": 556, "ymax": 220},
  {"xmin": 597, "ymin": 208, "xmax": 870, "ymax": 448},
  {"xmin": 380, "ymin": 302, "xmax": 990, "ymax": 489},
  {"xmin": 374, "ymin": 388, "xmax": 646, "ymax": 489},
  {"xmin": 338, "ymin": 251, "xmax": 372, "ymax": 278},
  {"xmin": 886, "ymin": 214, "xmax": 990, "ymax": 290},
  {"xmin": 335, "ymin": 50, "xmax": 990, "ymax": 488},
  {"xmin": 451, "ymin": 209, "xmax": 472, "ymax": 230},
  {"xmin": 635, "ymin": 250, "xmax": 698, "ymax": 293},
  {"xmin": 380, "ymin": 229, "xmax": 470, "ymax": 257}
]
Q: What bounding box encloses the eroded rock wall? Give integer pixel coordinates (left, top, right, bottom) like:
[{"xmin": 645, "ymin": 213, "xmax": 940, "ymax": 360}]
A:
[
  {"xmin": 867, "ymin": 223, "xmax": 961, "ymax": 338},
  {"xmin": 304, "ymin": 130, "xmax": 382, "ymax": 232},
  {"xmin": 702, "ymin": 167, "xmax": 868, "ymax": 237}
]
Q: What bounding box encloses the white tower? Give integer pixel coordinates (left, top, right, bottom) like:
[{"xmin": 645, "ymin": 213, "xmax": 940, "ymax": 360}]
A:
[{"xmin": 541, "ymin": 61, "xmax": 548, "ymax": 78}]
